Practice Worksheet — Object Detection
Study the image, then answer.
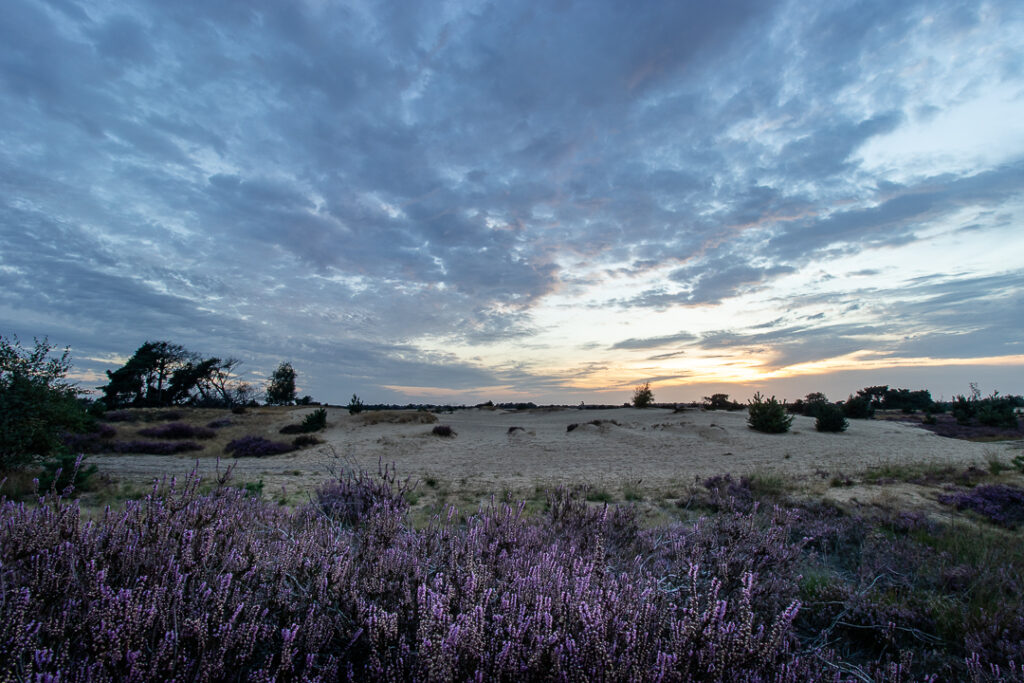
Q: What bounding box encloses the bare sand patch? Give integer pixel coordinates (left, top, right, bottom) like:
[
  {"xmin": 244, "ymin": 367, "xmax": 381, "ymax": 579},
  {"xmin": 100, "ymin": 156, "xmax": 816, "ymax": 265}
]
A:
[{"xmin": 88, "ymin": 406, "xmax": 1017, "ymax": 506}]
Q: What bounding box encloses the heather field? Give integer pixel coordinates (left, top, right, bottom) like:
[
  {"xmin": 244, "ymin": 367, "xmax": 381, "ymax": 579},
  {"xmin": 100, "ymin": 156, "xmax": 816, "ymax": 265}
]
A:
[{"xmin": 3, "ymin": 404, "xmax": 1024, "ymax": 680}]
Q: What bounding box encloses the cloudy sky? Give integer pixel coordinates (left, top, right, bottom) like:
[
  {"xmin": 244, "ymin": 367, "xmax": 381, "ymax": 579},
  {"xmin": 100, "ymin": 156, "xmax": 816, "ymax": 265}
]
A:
[{"xmin": 3, "ymin": 0, "xmax": 1023, "ymax": 405}]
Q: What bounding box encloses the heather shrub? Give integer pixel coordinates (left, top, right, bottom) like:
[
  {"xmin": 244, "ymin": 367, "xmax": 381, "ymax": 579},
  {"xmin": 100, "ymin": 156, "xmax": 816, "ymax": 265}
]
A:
[
  {"xmin": 316, "ymin": 458, "xmax": 413, "ymax": 528},
  {"xmin": 747, "ymin": 392, "xmax": 793, "ymax": 433},
  {"xmin": 112, "ymin": 440, "xmax": 204, "ymax": 454},
  {"xmin": 7, "ymin": 463, "xmax": 1023, "ymax": 680},
  {"xmin": 138, "ymin": 421, "xmax": 216, "ymax": 440},
  {"xmin": 224, "ymin": 435, "xmax": 294, "ymax": 458},
  {"xmin": 206, "ymin": 417, "xmax": 232, "ymax": 428},
  {"xmin": 59, "ymin": 424, "xmax": 116, "ymax": 453},
  {"xmin": 815, "ymin": 403, "xmax": 848, "ymax": 432},
  {"xmin": 939, "ymin": 485, "xmax": 1024, "ymax": 528},
  {"xmin": 431, "ymin": 424, "xmax": 455, "ymax": 437}
]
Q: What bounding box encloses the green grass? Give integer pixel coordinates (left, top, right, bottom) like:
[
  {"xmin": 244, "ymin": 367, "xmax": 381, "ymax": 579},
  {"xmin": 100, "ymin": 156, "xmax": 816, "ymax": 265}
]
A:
[{"xmin": 585, "ymin": 488, "xmax": 614, "ymax": 503}]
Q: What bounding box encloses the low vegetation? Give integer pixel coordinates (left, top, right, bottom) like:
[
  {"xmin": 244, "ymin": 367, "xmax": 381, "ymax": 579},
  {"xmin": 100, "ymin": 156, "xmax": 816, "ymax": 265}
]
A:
[
  {"xmin": 814, "ymin": 403, "xmax": 848, "ymax": 432},
  {"xmin": 632, "ymin": 381, "xmax": 654, "ymax": 408},
  {"xmin": 747, "ymin": 392, "xmax": 793, "ymax": 433},
  {"xmin": 3, "ymin": 464, "xmax": 1023, "ymax": 680}
]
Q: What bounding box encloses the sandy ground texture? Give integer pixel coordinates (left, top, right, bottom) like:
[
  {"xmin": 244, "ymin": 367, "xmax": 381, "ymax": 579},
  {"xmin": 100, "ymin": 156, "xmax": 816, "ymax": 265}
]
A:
[{"xmin": 91, "ymin": 406, "xmax": 1018, "ymax": 503}]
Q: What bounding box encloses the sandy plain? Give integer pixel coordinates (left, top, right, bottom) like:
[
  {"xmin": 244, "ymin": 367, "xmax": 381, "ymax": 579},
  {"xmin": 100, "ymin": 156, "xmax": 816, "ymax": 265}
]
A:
[{"xmin": 91, "ymin": 406, "xmax": 1020, "ymax": 509}]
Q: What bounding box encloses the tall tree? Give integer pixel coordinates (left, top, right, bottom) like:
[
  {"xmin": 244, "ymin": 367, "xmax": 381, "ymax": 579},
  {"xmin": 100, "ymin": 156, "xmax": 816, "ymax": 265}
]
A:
[
  {"xmin": 102, "ymin": 341, "xmax": 193, "ymax": 408},
  {"xmin": 265, "ymin": 362, "xmax": 297, "ymax": 406}
]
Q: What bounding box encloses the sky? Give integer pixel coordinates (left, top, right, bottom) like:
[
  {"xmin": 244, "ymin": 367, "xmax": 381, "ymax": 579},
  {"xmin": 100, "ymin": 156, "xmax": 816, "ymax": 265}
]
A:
[{"xmin": 2, "ymin": 0, "xmax": 1023, "ymax": 406}]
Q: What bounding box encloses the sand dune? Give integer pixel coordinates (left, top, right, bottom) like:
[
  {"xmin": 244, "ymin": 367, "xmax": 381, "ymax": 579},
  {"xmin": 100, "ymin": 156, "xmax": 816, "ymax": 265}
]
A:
[{"xmin": 93, "ymin": 406, "xmax": 1015, "ymax": 502}]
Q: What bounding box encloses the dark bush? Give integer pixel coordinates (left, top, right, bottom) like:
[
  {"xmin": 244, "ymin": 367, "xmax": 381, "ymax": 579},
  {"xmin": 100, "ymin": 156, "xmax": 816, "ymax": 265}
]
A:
[
  {"xmin": 302, "ymin": 407, "xmax": 328, "ymax": 431},
  {"xmin": 230, "ymin": 405, "xmax": 247, "ymax": 415},
  {"xmin": 815, "ymin": 404, "xmax": 848, "ymax": 432},
  {"xmin": 431, "ymin": 425, "xmax": 455, "ymax": 437},
  {"xmin": 939, "ymin": 485, "xmax": 1024, "ymax": 528},
  {"xmin": 224, "ymin": 436, "xmax": 295, "ymax": 458},
  {"xmin": 206, "ymin": 418, "xmax": 232, "ymax": 429},
  {"xmin": 37, "ymin": 454, "xmax": 98, "ymax": 494},
  {"xmin": 59, "ymin": 424, "xmax": 116, "ymax": 454},
  {"xmin": 102, "ymin": 409, "xmax": 139, "ymax": 422},
  {"xmin": 882, "ymin": 387, "xmax": 934, "ymax": 412},
  {"xmin": 977, "ymin": 399, "xmax": 1018, "ymax": 428},
  {"xmin": 801, "ymin": 392, "xmax": 829, "ymax": 418},
  {"xmin": 111, "ymin": 440, "xmax": 204, "ymax": 455},
  {"xmin": 632, "ymin": 382, "xmax": 654, "ymax": 408},
  {"xmin": 138, "ymin": 422, "xmax": 215, "ymax": 440},
  {"xmin": 747, "ymin": 393, "xmax": 793, "ymax": 433},
  {"xmin": 703, "ymin": 393, "xmax": 743, "ymax": 410},
  {"xmin": 347, "ymin": 393, "xmax": 364, "ymax": 414},
  {"xmin": 292, "ymin": 435, "xmax": 321, "ymax": 448},
  {"xmin": 841, "ymin": 394, "xmax": 874, "ymax": 419},
  {"xmin": 1, "ymin": 336, "xmax": 93, "ymax": 470},
  {"xmin": 507, "ymin": 426, "xmax": 524, "ymax": 434}
]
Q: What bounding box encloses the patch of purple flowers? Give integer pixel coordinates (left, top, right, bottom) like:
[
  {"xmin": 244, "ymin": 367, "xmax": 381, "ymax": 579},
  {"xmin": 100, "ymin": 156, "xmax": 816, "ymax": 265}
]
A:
[
  {"xmin": 111, "ymin": 440, "xmax": 204, "ymax": 455},
  {"xmin": 939, "ymin": 484, "xmax": 1024, "ymax": 528},
  {"xmin": 138, "ymin": 421, "xmax": 216, "ymax": 440},
  {"xmin": 0, "ymin": 468, "xmax": 834, "ymax": 681},
  {"xmin": 224, "ymin": 435, "xmax": 295, "ymax": 458}
]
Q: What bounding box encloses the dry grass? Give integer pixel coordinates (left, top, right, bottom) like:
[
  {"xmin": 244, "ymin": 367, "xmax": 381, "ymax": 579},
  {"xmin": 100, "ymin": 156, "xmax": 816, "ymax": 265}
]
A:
[{"xmin": 358, "ymin": 410, "xmax": 438, "ymax": 425}]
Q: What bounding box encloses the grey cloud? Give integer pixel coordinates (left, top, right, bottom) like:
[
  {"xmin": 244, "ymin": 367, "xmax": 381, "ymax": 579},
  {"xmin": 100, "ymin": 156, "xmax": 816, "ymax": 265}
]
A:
[
  {"xmin": 611, "ymin": 332, "xmax": 698, "ymax": 350},
  {"xmin": 2, "ymin": 0, "xmax": 1022, "ymax": 402}
]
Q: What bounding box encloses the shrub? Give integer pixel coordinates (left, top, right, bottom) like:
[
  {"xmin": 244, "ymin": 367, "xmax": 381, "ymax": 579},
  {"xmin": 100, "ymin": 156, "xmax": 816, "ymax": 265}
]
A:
[
  {"xmin": 37, "ymin": 454, "xmax": 98, "ymax": 494},
  {"xmin": 102, "ymin": 409, "xmax": 139, "ymax": 422},
  {"xmin": 292, "ymin": 435, "xmax": 321, "ymax": 449},
  {"xmin": 1, "ymin": 336, "xmax": 92, "ymax": 470},
  {"xmin": 59, "ymin": 425, "xmax": 116, "ymax": 454},
  {"xmin": 939, "ymin": 485, "xmax": 1024, "ymax": 528},
  {"xmin": 801, "ymin": 392, "xmax": 829, "ymax": 418},
  {"xmin": 302, "ymin": 407, "xmax": 327, "ymax": 431},
  {"xmin": 841, "ymin": 394, "xmax": 874, "ymax": 419},
  {"xmin": 703, "ymin": 393, "xmax": 743, "ymax": 410},
  {"xmin": 138, "ymin": 422, "xmax": 216, "ymax": 440},
  {"xmin": 815, "ymin": 404, "xmax": 848, "ymax": 432},
  {"xmin": 206, "ymin": 418, "xmax": 233, "ymax": 429},
  {"xmin": 315, "ymin": 459, "xmax": 413, "ymax": 527},
  {"xmin": 224, "ymin": 436, "xmax": 294, "ymax": 458},
  {"xmin": 632, "ymin": 382, "xmax": 654, "ymax": 408},
  {"xmin": 747, "ymin": 393, "xmax": 793, "ymax": 433},
  {"xmin": 977, "ymin": 399, "xmax": 1018, "ymax": 429},
  {"xmin": 347, "ymin": 393, "xmax": 364, "ymax": 414},
  {"xmin": 278, "ymin": 408, "xmax": 327, "ymax": 435},
  {"xmin": 431, "ymin": 425, "xmax": 455, "ymax": 437},
  {"xmin": 111, "ymin": 440, "xmax": 204, "ymax": 455}
]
